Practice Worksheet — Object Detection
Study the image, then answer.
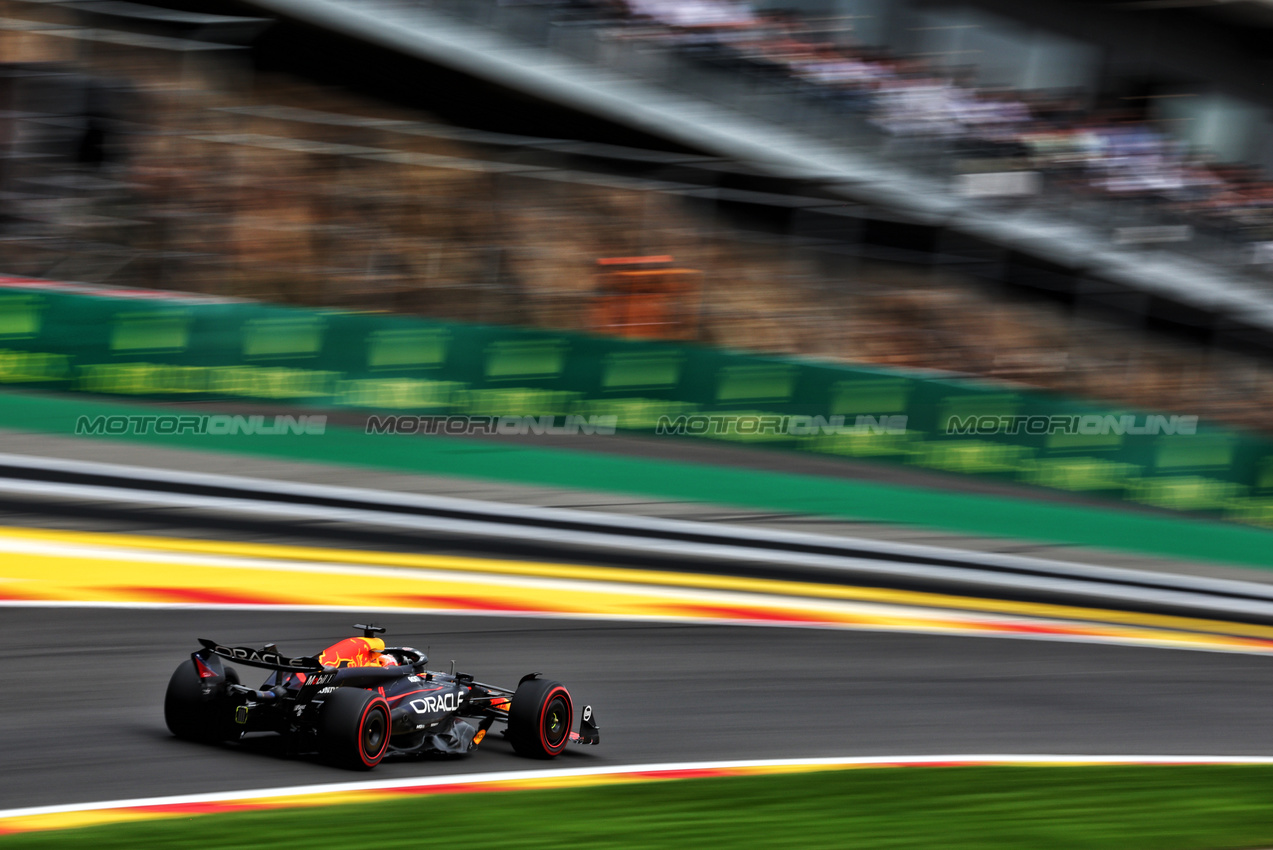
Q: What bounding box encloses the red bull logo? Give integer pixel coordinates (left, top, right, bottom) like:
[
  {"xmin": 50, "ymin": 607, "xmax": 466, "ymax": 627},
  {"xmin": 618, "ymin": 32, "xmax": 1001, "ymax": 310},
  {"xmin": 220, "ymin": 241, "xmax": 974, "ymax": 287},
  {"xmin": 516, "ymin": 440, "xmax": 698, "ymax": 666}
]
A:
[{"xmin": 318, "ymin": 637, "xmax": 387, "ymax": 669}]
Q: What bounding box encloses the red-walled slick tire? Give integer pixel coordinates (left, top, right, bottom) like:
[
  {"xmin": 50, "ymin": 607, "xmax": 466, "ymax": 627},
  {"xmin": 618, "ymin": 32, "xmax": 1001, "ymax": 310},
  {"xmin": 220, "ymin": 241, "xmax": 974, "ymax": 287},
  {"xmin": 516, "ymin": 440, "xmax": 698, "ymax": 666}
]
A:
[
  {"xmin": 164, "ymin": 659, "xmax": 237, "ymax": 743},
  {"xmin": 320, "ymin": 689, "xmax": 392, "ymax": 769},
  {"xmin": 508, "ymin": 678, "xmax": 573, "ymax": 758}
]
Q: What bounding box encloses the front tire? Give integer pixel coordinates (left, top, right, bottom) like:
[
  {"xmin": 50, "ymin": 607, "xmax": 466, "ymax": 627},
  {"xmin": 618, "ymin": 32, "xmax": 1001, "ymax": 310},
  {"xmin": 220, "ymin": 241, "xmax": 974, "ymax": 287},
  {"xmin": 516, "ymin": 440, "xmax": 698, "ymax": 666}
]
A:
[
  {"xmin": 508, "ymin": 678, "xmax": 573, "ymax": 758},
  {"xmin": 320, "ymin": 689, "xmax": 392, "ymax": 770}
]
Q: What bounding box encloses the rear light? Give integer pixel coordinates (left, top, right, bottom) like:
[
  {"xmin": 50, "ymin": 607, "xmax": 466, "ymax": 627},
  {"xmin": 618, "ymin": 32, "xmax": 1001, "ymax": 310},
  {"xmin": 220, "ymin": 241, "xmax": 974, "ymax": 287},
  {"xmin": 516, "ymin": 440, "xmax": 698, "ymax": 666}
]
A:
[{"xmin": 194, "ymin": 656, "xmax": 218, "ymax": 679}]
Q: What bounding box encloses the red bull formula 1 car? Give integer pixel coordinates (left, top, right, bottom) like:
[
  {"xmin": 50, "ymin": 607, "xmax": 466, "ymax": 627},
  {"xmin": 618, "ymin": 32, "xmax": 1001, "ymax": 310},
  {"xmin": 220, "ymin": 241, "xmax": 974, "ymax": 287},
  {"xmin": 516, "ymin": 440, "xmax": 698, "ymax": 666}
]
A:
[{"xmin": 163, "ymin": 624, "xmax": 599, "ymax": 769}]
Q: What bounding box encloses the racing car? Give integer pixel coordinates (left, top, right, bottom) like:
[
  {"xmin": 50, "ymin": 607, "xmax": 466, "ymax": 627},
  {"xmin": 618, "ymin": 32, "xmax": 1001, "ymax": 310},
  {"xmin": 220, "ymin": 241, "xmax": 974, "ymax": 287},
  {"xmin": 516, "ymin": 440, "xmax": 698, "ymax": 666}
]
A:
[{"xmin": 163, "ymin": 624, "xmax": 599, "ymax": 769}]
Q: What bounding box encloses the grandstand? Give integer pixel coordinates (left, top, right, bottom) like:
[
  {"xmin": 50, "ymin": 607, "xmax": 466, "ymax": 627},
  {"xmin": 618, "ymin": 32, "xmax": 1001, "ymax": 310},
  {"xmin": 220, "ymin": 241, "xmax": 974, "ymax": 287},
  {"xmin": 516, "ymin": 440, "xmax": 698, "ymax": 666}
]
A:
[
  {"xmin": 235, "ymin": 0, "xmax": 1273, "ymax": 349},
  {"xmin": 4, "ymin": 0, "xmax": 1273, "ymax": 433}
]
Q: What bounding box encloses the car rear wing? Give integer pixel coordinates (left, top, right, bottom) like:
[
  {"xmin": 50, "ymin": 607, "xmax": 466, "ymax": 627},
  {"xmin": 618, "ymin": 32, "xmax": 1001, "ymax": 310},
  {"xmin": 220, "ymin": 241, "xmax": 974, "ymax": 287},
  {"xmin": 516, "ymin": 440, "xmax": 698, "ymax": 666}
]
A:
[{"xmin": 197, "ymin": 638, "xmax": 327, "ymax": 672}]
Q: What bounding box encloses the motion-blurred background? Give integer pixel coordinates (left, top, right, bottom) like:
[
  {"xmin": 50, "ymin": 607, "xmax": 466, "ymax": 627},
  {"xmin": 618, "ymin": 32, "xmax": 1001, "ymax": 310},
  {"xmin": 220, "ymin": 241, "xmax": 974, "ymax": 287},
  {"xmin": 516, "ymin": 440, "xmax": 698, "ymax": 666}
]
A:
[
  {"xmin": 11, "ymin": 5, "xmax": 1273, "ymax": 842},
  {"xmin": 6, "ymin": 0, "xmax": 1273, "ymax": 434}
]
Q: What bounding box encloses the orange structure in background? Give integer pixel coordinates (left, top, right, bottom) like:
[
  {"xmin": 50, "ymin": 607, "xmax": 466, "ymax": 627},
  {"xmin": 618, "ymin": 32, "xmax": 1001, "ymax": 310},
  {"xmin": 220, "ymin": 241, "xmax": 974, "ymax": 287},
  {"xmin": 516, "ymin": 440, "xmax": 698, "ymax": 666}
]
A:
[{"xmin": 589, "ymin": 255, "xmax": 702, "ymax": 340}]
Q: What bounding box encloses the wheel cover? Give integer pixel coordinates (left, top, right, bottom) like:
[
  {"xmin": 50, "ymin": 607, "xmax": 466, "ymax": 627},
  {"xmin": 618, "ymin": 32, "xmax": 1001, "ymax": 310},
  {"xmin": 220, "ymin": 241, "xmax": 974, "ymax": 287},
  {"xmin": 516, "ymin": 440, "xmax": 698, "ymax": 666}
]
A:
[
  {"xmin": 361, "ymin": 706, "xmax": 387, "ymax": 759},
  {"xmin": 542, "ymin": 695, "xmax": 569, "ymax": 748}
]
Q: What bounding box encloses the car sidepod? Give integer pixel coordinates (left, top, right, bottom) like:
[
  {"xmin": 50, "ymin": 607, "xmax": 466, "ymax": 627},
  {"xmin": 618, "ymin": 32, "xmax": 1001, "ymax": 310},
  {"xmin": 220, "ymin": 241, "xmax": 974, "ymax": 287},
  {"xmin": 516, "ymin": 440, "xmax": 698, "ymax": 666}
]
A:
[{"xmin": 383, "ymin": 675, "xmax": 477, "ymax": 756}]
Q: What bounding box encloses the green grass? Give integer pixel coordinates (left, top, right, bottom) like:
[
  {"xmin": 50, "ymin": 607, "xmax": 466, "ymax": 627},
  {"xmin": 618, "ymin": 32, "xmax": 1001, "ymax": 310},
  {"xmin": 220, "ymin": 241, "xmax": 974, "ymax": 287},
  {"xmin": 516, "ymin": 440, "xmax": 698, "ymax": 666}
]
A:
[{"xmin": 8, "ymin": 766, "xmax": 1273, "ymax": 849}]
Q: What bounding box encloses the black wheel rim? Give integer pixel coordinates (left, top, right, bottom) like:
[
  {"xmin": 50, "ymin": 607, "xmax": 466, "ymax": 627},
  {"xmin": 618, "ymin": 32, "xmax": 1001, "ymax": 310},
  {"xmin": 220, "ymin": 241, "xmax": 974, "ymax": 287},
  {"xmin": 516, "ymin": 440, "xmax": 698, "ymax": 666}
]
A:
[
  {"xmin": 362, "ymin": 707, "xmax": 387, "ymax": 759},
  {"xmin": 543, "ymin": 695, "xmax": 568, "ymax": 748}
]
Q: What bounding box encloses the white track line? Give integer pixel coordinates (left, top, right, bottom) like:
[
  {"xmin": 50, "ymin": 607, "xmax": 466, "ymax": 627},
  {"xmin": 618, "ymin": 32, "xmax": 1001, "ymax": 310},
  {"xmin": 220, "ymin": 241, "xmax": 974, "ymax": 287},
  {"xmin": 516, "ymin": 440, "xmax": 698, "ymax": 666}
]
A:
[{"xmin": 5, "ymin": 755, "xmax": 1273, "ymax": 821}]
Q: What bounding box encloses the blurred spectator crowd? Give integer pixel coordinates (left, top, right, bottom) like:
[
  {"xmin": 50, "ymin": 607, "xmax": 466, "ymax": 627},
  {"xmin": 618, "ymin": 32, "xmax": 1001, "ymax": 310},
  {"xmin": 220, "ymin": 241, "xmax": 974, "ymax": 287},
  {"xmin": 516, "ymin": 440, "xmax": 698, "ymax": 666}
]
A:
[{"xmin": 498, "ymin": 0, "xmax": 1273, "ymax": 263}]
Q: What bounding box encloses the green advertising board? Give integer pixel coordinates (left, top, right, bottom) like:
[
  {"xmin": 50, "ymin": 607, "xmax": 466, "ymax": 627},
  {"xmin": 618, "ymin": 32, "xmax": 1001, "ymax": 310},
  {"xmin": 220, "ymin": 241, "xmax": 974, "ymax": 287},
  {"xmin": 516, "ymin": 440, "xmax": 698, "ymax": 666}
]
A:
[{"xmin": 0, "ymin": 276, "xmax": 1268, "ymax": 526}]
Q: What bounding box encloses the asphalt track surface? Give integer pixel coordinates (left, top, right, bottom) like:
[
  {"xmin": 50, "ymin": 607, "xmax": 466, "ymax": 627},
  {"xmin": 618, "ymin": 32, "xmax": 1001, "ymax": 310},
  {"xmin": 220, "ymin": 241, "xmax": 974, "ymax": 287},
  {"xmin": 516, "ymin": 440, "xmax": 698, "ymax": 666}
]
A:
[{"xmin": 4, "ymin": 607, "xmax": 1273, "ymax": 811}]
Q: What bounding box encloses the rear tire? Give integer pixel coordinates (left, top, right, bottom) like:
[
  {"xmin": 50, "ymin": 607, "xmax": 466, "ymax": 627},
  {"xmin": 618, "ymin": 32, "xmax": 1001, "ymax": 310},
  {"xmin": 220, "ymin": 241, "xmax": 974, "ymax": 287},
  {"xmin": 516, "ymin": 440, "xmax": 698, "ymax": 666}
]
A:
[
  {"xmin": 319, "ymin": 689, "xmax": 391, "ymax": 770},
  {"xmin": 164, "ymin": 659, "xmax": 230, "ymax": 743},
  {"xmin": 508, "ymin": 678, "xmax": 573, "ymax": 758}
]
